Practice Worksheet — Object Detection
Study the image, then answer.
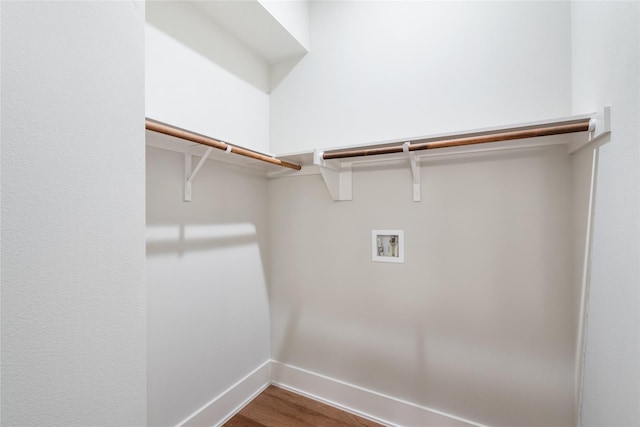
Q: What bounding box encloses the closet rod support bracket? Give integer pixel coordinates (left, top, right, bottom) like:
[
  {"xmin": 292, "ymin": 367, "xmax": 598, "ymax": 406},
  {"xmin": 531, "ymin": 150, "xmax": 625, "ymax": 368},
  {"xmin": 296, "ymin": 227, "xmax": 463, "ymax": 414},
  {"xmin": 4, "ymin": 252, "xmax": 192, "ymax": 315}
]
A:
[
  {"xmin": 403, "ymin": 142, "xmax": 421, "ymax": 202},
  {"xmin": 314, "ymin": 149, "xmax": 353, "ymax": 201},
  {"xmin": 313, "ymin": 149, "xmax": 326, "ymax": 168},
  {"xmin": 570, "ymin": 106, "xmax": 611, "ymax": 154},
  {"xmin": 184, "ymin": 147, "xmax": 213, "ymax": 202},
  {"xmin": 588, "ymin": 105, "xmax": 611, "ymax": 142}
]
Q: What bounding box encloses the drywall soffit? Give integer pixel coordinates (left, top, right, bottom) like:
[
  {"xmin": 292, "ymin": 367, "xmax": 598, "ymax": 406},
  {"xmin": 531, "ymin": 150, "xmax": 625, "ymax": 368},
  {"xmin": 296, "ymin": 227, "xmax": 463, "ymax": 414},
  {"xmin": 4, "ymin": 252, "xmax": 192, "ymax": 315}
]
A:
[{"xmin": 188, "ymin": 0, "xmax": 308, "ymax": 65}]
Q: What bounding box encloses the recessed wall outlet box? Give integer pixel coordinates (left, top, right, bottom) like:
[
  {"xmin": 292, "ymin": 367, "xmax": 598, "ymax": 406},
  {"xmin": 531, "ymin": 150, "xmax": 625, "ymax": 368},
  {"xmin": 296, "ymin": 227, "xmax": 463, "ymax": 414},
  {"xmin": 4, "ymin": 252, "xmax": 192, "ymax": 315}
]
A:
[{"xmin": 372, "ymin": 230, "xmax": 404, "ymax": 263}]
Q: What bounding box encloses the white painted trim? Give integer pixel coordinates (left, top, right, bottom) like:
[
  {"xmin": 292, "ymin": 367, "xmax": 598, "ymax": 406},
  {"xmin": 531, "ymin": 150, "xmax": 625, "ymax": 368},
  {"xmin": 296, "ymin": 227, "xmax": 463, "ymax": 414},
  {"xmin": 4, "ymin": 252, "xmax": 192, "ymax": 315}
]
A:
[
  {"xmin": 178, "ymin": 360, "xmax": 271, "ymax": 427},
  {"xmin": 146, "ymin": 130, "xmax": 275, "ymax": 176},
  {"xmin": 575, "ymin": 147, "xmax": 600, "ymax": 426},
  {"xmin": 270, "ymin": 360, "xmax": 486, "ymax": 427}
]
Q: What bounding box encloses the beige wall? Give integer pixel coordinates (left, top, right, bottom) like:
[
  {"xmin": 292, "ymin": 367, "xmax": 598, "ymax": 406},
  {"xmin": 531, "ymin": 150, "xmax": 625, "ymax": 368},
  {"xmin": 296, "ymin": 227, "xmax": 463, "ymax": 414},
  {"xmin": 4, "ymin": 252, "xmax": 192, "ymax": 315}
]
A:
[
  {"xmin": 146, "ymin": 146, "xmax": 271, "ymax": 426},
  {"xmin": 269, "ymin": 143, "xmax": 576, "ymax": 426}
]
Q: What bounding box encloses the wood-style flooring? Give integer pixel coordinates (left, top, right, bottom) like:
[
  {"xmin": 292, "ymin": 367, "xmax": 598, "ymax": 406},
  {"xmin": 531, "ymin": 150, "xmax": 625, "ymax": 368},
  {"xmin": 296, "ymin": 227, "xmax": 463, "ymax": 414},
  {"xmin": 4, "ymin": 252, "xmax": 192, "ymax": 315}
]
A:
[{"xmin": 224, "ymin": 385, "xmax": 383, "ymax": 427}]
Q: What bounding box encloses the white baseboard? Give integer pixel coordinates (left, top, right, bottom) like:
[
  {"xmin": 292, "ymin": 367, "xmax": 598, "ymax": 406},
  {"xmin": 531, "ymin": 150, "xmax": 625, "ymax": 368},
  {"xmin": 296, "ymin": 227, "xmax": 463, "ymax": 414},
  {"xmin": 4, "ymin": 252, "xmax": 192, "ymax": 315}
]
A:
[
  {"xmin": 175, "ymin": 360, "xmax": 486, "ymax": 427},
  {"xmin": 178, "ymin": 360, "xmax": 271, "ymax": 427},
  {"xmin": 270, "ymin": 360, "xmax": 486, "ymax": 427}
]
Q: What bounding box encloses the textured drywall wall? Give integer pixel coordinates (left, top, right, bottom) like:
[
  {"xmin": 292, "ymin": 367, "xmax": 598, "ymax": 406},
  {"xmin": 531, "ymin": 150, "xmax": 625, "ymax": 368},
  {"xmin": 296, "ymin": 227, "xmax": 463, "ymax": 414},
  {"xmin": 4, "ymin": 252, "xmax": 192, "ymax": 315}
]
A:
[
  {"xmin": 146, "ymin": 2, "xmax": 270, "ymax": 153},
  {"xmin": 1, "ymin": 2, "xmax": 146, "ymax": 425},
  {"xmin": 270, "ymin": 1, "xmax": 572, "ymax": 153},
  {"xmin": 269, "ymin": 144, "xmax": 576, "ymax": 426},
  {"xmin": 146, "ymin": 146, "xmax": 271, "ymax": 427},
  {"xmin": 571, "ymin": 2, "xmax": 640, "ymax": 426}
]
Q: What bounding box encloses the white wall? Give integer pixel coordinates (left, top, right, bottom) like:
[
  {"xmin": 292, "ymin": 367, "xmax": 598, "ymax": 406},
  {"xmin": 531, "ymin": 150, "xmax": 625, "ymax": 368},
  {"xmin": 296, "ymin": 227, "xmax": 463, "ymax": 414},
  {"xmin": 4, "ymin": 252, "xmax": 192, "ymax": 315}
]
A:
[
  {"xmin": 146, "ymin": 1, "xmax": 271, "ymax": 153},
  {"xmin": 270, "ymin": 1, "xmax": 572, "ymax": 153},
  {"xmin": 269, "ymin": 144, "xmax": 577, "ymax": 426},
  {"xmin": 1, "ymin": 2, "xmax": 146, "ymax": 426},
  {"xmin": 146, "ymin": 145, "xmax": 271, "ymax": 426},
  {"xmin": 571, "ymin": 2, "xmax": 640, "ymax": 426}
]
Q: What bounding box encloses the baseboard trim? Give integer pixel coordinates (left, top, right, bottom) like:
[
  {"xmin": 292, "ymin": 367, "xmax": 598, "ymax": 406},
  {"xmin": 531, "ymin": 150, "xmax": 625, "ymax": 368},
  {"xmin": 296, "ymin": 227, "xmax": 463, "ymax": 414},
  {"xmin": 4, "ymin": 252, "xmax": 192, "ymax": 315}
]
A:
[
  {"xmin": 178, "ymin": 360, "xmax": 271, "ymax": 427},
  {"xmin": 175, "ymin": 360, "xmax": 486, "ymax": 427},
  {"xmin": 270, "ymin": 360, "xmax": 486, "ymax": 427}
]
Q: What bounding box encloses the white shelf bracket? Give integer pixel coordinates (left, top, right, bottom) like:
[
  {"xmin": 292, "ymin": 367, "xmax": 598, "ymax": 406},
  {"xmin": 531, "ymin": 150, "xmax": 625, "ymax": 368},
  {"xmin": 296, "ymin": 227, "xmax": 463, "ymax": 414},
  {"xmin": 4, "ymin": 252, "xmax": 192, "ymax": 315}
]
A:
[
  {"xmin": 403, "ymin": 142, "xmax": 421, "ymax": 202},
  {"xmin": 314, "ymin": 149, "xmax": 353, "ymax": 201},
  {"xmin": 568, "ymin": 106, "xmax": 612, "ymax": 154},
  {"xmin": 184, "ymin": 147, "xmax": 213, "ymax": 202},
  {"xmin": 588, "ymin": 105, "xmax": 611, "ymax": 142}
]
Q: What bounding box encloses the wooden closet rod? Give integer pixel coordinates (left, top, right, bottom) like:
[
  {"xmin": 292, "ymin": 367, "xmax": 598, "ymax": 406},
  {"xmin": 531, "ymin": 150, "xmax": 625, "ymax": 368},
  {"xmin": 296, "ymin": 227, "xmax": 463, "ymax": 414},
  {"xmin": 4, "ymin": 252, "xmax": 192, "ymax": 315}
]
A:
[
  {"xmin": 146, "ymin": 119, "xmax": 302, "ymax": 171},
  {"xmin": 322, "ymin": 118, "xmax": 593, "ymax": 160}
]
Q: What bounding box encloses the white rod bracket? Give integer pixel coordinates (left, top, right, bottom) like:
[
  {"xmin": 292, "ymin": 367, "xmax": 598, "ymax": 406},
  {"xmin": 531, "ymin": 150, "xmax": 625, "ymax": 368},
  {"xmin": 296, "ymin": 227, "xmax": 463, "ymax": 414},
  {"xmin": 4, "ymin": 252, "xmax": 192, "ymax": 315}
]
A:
[
  {"xmin": 313, "ymin": 149, "xmax": 326, "ymax": 168},
  {"xmin": 314, "ymin": 149, "xmax": 352, "ymax": 200},
  {"xmin": 588, "ymin": 105, "xmax": 611, "ymax": 142},
  {"xmin": 568, "ymin": 106, "xmax": 612, "ymax": 154},
  {"xmin": 184, "ymin": 147, "xmax": 213, "ymax": 202},
  {"xmin": 403, "ymin": 142, "xmax": 421, "ymax": 202}
]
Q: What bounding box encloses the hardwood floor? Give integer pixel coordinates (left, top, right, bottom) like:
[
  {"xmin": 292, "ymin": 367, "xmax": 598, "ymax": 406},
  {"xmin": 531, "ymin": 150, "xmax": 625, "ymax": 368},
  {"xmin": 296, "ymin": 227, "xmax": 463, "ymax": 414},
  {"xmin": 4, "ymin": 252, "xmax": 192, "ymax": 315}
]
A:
[{"xmin": 224, "ymin": 385, "xmax": 383, "ymax": 427}]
